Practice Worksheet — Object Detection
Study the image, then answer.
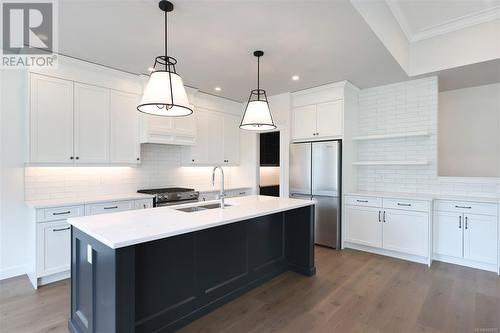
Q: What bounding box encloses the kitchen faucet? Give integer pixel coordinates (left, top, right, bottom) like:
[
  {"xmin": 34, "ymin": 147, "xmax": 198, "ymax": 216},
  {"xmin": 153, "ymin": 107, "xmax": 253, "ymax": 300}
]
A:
[{"xmin": 211, "ymin": 166, "xmax": 225, "ymax": 209}]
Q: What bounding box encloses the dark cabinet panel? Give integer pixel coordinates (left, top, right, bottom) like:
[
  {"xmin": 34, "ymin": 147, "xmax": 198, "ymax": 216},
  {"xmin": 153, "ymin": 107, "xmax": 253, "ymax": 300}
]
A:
[
  {"xmin": 197, "ymin": 222, "xmax": 248, "ymax": 299},
  {"xmin": 259, "ymin": 185, "xmax": 280, "ymax": 197},
  {"xmin": 260, "ymin": 131, "xmax": 280, "ymax": 166},
  {"xmin": 248, "ymin": 213, "xmax": 285, "ymax": 275}
]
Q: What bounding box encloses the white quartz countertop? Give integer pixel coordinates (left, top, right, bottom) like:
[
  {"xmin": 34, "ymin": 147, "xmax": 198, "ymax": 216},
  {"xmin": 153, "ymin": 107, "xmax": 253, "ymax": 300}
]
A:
[
  {"xmin": 346, "ymin": 191, "xmax": 499, "ymax": 204},
  {"xmin": 68, "ymin": 195, "xmax": 315, "ymax": 249},
  {"xmin": 26, "ymin": 193, "xmax": 155, "ymax": 209}
]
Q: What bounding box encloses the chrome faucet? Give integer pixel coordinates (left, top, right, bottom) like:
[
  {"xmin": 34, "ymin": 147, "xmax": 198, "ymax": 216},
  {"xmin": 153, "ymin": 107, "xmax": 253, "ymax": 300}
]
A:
[{"xmin": 211, "ymin": 165, "xmax": 225, "ymax": 208}]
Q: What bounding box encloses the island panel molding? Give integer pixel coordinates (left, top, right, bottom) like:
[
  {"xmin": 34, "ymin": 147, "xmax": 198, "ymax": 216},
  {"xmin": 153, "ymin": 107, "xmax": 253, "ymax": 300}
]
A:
[{"xmin": 69, "ymin": 205, "xmax": 315, "ymax": 333}]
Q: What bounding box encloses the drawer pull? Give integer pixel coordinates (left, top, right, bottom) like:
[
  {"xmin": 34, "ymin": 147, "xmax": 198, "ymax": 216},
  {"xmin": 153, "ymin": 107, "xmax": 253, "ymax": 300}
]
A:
[
  {"xmin": 378, "ymin": 210, "xmax": 381, "ymax": 222},
  {"xmin": 465, "ymin": 216, "xmax": 468, "ymax": 229},
  {"xmin": 455, "ymin": 205, "xmax": 471, "ymax": 209},
  {"xmin": 356, "ymin": 200, "xmax": 369, "ymax": 203},
  {"xmin": 397, "ymin": 203, "xmax": 411, "ymax": 207},
  {"xmin": 239, "ymin": 192, "xmax": 245, "ymax": 195},
  {"xmin": 53, "ymin": 211, "xmax": 71, "ymax": 216},
  {"xmin": 459, "ymin": 216, "xmax": 462, "ymax": 229},
  {"xmin": 383, "ymin": 211, "xmax": 386, "ymax": 223},
  {"xmin": 53, "ymin": 227, "xmax": 70, "ymax": 232},
  {"xmin": 103, "ymin": 206, "xmax": 118, "ymax": 210}
]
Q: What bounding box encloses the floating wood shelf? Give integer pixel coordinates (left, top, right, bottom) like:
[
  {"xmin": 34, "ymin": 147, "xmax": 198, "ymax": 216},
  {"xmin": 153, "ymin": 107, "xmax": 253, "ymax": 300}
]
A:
[
  {"xmin": 353, "ymin": 131, "xmax": 429, "ymax": 141},
  {"xmin": 353, "ymin": 161, "xmax": 429, "ymax": 166}
]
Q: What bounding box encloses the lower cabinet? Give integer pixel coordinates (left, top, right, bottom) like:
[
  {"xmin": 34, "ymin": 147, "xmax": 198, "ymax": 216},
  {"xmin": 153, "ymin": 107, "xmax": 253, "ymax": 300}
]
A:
[
  {"xmin": 345, "ymin": 206, "xmax": 382, "ymax": 248},
  {"xmin": 344, "ymin": 195, "xmax": 430, "ymax": 264},
  {"xmin": 30, "ymin": 197, "xmax": 154, "ymax": 288},
  {"xmin": 37, "ymin": 220, "xmax": 71, "ymax": 277},
  {"xmin": 433, "ymin": 202, "xmax": 498, "ymax": 270}
]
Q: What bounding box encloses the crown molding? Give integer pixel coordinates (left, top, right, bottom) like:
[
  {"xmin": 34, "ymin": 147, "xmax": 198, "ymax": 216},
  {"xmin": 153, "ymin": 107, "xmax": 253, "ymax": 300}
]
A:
[{"xmin": 386, "ymin": 1, "xmax": 500, "ymax": 43}]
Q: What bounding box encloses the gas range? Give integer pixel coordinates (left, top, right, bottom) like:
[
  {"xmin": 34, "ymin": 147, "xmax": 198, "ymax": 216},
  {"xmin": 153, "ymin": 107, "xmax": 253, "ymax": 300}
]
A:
[{"xmin": 137, "ymin": 187, "xmax": 199, "ymax": 207}]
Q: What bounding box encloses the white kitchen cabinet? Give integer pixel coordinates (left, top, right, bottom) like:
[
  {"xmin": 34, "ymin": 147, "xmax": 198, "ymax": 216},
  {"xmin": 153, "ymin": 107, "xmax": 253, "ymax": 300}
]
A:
[
  {"xmin": 433, "ymin": 200, "xmax": 498, "ymax": 272},
  {"xmin": 30, "ymin": 73, "xmax": 141, "ymax": 165},
  {"xmin": 383, "ymin": 209, "xmax": 428, "ymax": 257},
  {"xmin": 293, "ymin": 105, "xmax": 316, "ymax": 140},
  {"xmin": 463, "ymin": 214, "xmax": 497, "ymax": 265},
  {"xmin": 183, "ymin": 108, "xmax": 237, "ymax": 166},
  {"xmin": 292, "ymin": 100, "xmax": 343, "ymax": 141},
  {"xmin": 345, "ymin": 205, "xmax": 382, "ymax": 248},
  {"xmin": 84, "ymin": 200, "xmax": 134, "ymax": 216},
  {"xmin": 433, "ymin": 211, "xmax": 463, "ymax": 258},
  {"xmin": 37, "ymin": 220, "xmax": 71, "ymax": 277},
  {"xmin": 223, "ymin": 113, "xmax": 240, "ymax": 165},
  {"xmin": 135, "ymin": 198, "xmax": 154, "ymax": 209},
  {"xmin": 344, "ymin": 195, "xmax": 431, "ymax": 265},
  {"xmin": 316, "ymin": 100, "xmax": 343, "ymax": 138},
  {"xmin": 74, "ymin": 83, "xmax": 110, "ymax": 163},
  {"xmin": 110, "ymin": 90, "xmax": 140, "ymax": 163},
  {"xmin": 30, "ymin": 74, "xmax": 74, "ymax": 163}
]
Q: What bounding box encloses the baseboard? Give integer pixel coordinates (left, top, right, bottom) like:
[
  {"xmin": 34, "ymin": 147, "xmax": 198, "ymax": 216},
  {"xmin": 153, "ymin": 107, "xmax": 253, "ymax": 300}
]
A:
[
  {"xmin": 432, "ymin": 254, "xmax": 498, "ymax": 273},
  {"xmin": 0, "ymin": 265, "xmax": 26, "ymax": 280},
  {"xmin": 38, "ymin": 270, "xmax": 70, "ymax": 286},
  {"xmin": 344, "ymin": 242, "xmax": 429, "ymax": 265}
]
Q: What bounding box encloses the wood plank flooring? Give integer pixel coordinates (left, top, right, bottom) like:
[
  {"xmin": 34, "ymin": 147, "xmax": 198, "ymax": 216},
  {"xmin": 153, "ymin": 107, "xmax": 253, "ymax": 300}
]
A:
[{"xmin": 1, "ymin": 248, "xmax": 499, "ymax": 333}]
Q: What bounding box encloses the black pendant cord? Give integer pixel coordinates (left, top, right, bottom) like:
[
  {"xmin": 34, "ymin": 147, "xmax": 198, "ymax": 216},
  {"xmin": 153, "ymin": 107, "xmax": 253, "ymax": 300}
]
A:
[
  {"xmin": 165, "ymin": 9, "xmax": 168, "ymax": 60},
  {"xmin": 257, "ymin": 56, "xmax": 260, "ymax": 100}
]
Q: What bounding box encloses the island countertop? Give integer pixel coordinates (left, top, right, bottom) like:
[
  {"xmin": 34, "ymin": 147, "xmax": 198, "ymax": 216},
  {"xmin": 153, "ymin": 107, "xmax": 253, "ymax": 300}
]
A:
[{"xmin": 68, "ymin": 195, "xmax": 315, "ymax": 249}]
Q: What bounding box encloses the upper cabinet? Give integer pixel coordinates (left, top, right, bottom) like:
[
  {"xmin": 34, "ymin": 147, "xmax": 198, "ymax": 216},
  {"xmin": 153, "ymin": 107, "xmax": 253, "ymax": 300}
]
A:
[
  {"xmin": 292, "ymin": 100, "xmax": 343, "ymax": 141},
  {"xmin": 29, "ymin": 73, "xmax": 140, "ymax": 165},
  {"xmin": 110, "ymin": 90, "xmax": 140, "ymax": 164},
  {"xmin": 182, "ymin": 108, "xmax": 240, "ymax": 166},
  {"xmin": 30, "ymin": 74, "xmax": 74, "ymax": 163}
]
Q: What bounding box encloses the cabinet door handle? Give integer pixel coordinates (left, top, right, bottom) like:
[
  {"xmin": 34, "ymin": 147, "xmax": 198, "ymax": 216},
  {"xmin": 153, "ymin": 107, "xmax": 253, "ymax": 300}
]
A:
[
  {"xmin": 53, "ymin": 211, "xmax": 71, "ymax": 216},
  {"xmin": 378, "ymin": 210, "xmax": 381, "ymax": 222},
  {"xmin": 70, "ymin": 156, "xmax": 74, "ymax": 160},
  {"xmin": 75, "ymin": 156, "xmax": 79, "ymax": 160},
  {"xmin": 239, "ymin": 192, "xmax": 245, "ymax": 195},
  {"xmin": 397, "ymin": 203, "xmax": 411, "ymax": 207},
  {"xmin": 53, "ymin": 227, "xmax": 70, "ymax": 232},
  {"xmin": 356, "ymin": 200, "xmax": 368, "ymax": 203},
  {"xmin": 465, "ymin": 216, "xmax": 468, "ymax": 229},
  {"xmin": 455, "ymin": 205, "xmax": 471, "ymax": 209},
  {"xmin": 383, "ymin": 211, "xmax": 386, "ymax": 223},
  {"xmin": 459, "ymin": 216, "xmax": 462, "ymax": 228},
  {"xmin": 103, "ymin": 206, "xmax": 118, "ymax": 210}
]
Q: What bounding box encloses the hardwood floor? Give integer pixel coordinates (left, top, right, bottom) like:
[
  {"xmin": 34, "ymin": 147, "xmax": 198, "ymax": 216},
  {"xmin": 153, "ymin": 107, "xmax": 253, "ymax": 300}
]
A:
[{"xmin": 1, "ymin": 248, "xmax": 499, "ymax": 333}]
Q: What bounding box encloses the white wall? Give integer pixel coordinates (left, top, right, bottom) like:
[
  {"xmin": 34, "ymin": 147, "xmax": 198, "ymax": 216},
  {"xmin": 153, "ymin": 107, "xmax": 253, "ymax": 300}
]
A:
[
  {"xmin": 439, "ymin": 83, "xmax": 500, "ymax": 177},
  {"xmin": 356, "ymin": 76, "xmax": 500, "ymax": 198},
  {"xmin": 0, "ymin": 70, "xmax": 30, "ymax": 279}
]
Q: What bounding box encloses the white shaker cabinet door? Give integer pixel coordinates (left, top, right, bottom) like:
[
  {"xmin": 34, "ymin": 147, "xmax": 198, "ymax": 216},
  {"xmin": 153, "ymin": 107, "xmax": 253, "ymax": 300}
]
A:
[
  {"xmin": 383, "ymin": 209, "xmax": 429, "ymax": 257},
  {"xmin": 189, "ymin": 110, "xmax": 210, "ymax": 165},
  {"xmin": 316, "ymin": 100, "xmax": 343, "ymax": 138},
  {"xmin": 463, "ymin": 214, "xmax": 497, "ymax": 265},
  {"xmin": 292, "ymin": 105, "xmax": 316, "ymax": 140},
  {"xmin": 37, "ymin": 221, "xmax": 71, "ymax": 277},
  {"xmin": 74, "ymin": 83, "xmax": 110, "ymax": 163},
  {"xmin": 30, "ymin": 74, "xmax": 74, "ymax": 163},
  {"xmin": 433, "ymin": 211, "xmax": 463, "ymax": 258},
  {"xmin": 223, "ymin": 113, "xmax": 240, "ymax": 165},
  {"xmin": 110, "ymin": 90, "xmax": 140, "ymax": 163},
  {"xmin": 345, "ymin": 206, "xmax": 382, "ymax": 248}
]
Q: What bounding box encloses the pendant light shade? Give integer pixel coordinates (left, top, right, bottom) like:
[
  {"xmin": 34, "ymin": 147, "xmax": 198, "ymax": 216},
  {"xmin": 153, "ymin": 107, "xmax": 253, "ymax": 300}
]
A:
[
  {"xmin": 240, "ymin": 51, "xmax": 276, "ymax": 131},
  {"xmin": 137, "ymin": 1, "xmax": 193, "ymax": 117}
]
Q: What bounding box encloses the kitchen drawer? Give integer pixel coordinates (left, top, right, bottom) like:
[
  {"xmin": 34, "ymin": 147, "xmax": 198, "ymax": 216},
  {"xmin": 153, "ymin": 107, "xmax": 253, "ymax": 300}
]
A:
[
  {"xmin": 134, "ymin": 198, "xmax": 153, "ymax": 209},
  {"xmin": 85, "ymin": 200, "xmax": 134, "ymax": 215},
  {"xmin": 345, "ymin": 195, "xmax": 382, "ymax": 208},
  {"xmin": 37, "ymin": 205, "xmax": 84, "ymax": 222},
  {"xmin": 435, "ymin": 200, "xmax": 498, "ymax": 216},
  {"xmin": 383, "ymin": 198, "xmax": 430, "ymax": 212},
  {"xmin": 232, "ymin": 188, "xmax": 251, "ymax": 197}
]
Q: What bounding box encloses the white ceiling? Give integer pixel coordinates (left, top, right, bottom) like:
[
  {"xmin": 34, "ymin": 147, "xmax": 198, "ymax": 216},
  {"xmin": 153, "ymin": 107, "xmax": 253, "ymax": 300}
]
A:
[
  {"xmin": 387, "ymin": 0, "xmax": 500, "ymax": 41},
  {"xmin": 58, "ymin": 0, "xmax": 409, "ymax": 101}
]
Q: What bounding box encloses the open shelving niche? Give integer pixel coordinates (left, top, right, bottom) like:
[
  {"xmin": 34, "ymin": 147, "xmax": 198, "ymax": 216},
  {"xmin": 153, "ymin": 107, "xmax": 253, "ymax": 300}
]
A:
[{"xmin": 352, "ymin": 131, "xmax": 430, "ymax": 166}]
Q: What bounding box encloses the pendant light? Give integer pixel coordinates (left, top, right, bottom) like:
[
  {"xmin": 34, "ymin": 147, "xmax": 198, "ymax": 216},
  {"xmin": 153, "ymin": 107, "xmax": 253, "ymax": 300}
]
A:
[
  {"xmin": 240, "ymin": 50, "xmax": 276, "ymax": 131},
  {"xmin": 137, "ymin": 0, "xmax": 193, "ymax": 117}
]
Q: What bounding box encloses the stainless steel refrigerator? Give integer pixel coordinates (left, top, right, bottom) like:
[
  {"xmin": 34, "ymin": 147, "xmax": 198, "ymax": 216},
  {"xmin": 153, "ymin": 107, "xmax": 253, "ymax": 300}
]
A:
[{"xmin": 290, "ymin": 140, "xmax": 341, "ymax": 248}]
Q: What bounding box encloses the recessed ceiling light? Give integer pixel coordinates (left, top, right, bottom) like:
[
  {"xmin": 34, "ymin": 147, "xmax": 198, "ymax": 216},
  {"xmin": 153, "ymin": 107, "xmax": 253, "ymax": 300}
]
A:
[
  {"xmin": 292, "ymin": 75, "xmax": 300, "ymax": 81},
  {"xmin": 214, "ymin": 87, "xmax": 222, "ymax": 91}
]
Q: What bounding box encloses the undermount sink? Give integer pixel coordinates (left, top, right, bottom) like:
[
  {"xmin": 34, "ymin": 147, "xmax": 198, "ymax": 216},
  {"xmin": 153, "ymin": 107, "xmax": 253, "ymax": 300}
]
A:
[{"xmin": 174, "ymin": 203, "xmax": 232, "ymax": 213}]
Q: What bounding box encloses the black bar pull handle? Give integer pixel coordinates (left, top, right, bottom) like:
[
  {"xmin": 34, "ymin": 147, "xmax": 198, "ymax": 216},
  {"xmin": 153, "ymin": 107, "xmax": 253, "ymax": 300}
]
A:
[
  {"xmin": 356, "ymin": 200, "xmax": 369, "ymax": 203},
  {"xmin": 53, "ymin": 211, "xmax": 71, "ymax": 215},
  {"xmin": 455, "ymin": 205, "xmax": 471, "ymax": 209},
  {"xmin": 53, "ymin": 227, "xmax": 70, "ymax": 232},
  {"xmin": 103, "ymin": 206, "xmax": 118, "ymax": 210},
  {"xmin": 397, "ymin": 203, "xmax": 411, "ymax": 207}
]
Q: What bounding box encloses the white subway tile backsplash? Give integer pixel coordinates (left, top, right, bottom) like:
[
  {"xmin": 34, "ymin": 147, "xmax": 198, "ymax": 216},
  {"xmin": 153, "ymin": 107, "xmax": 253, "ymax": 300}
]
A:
[
  {"xmin": 356, "ymin": 77, "xmax": 499, "ymax": 199},
  {"xmin": 25, "ymin": 144, "xmax": 245, "ymax": 201}
]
